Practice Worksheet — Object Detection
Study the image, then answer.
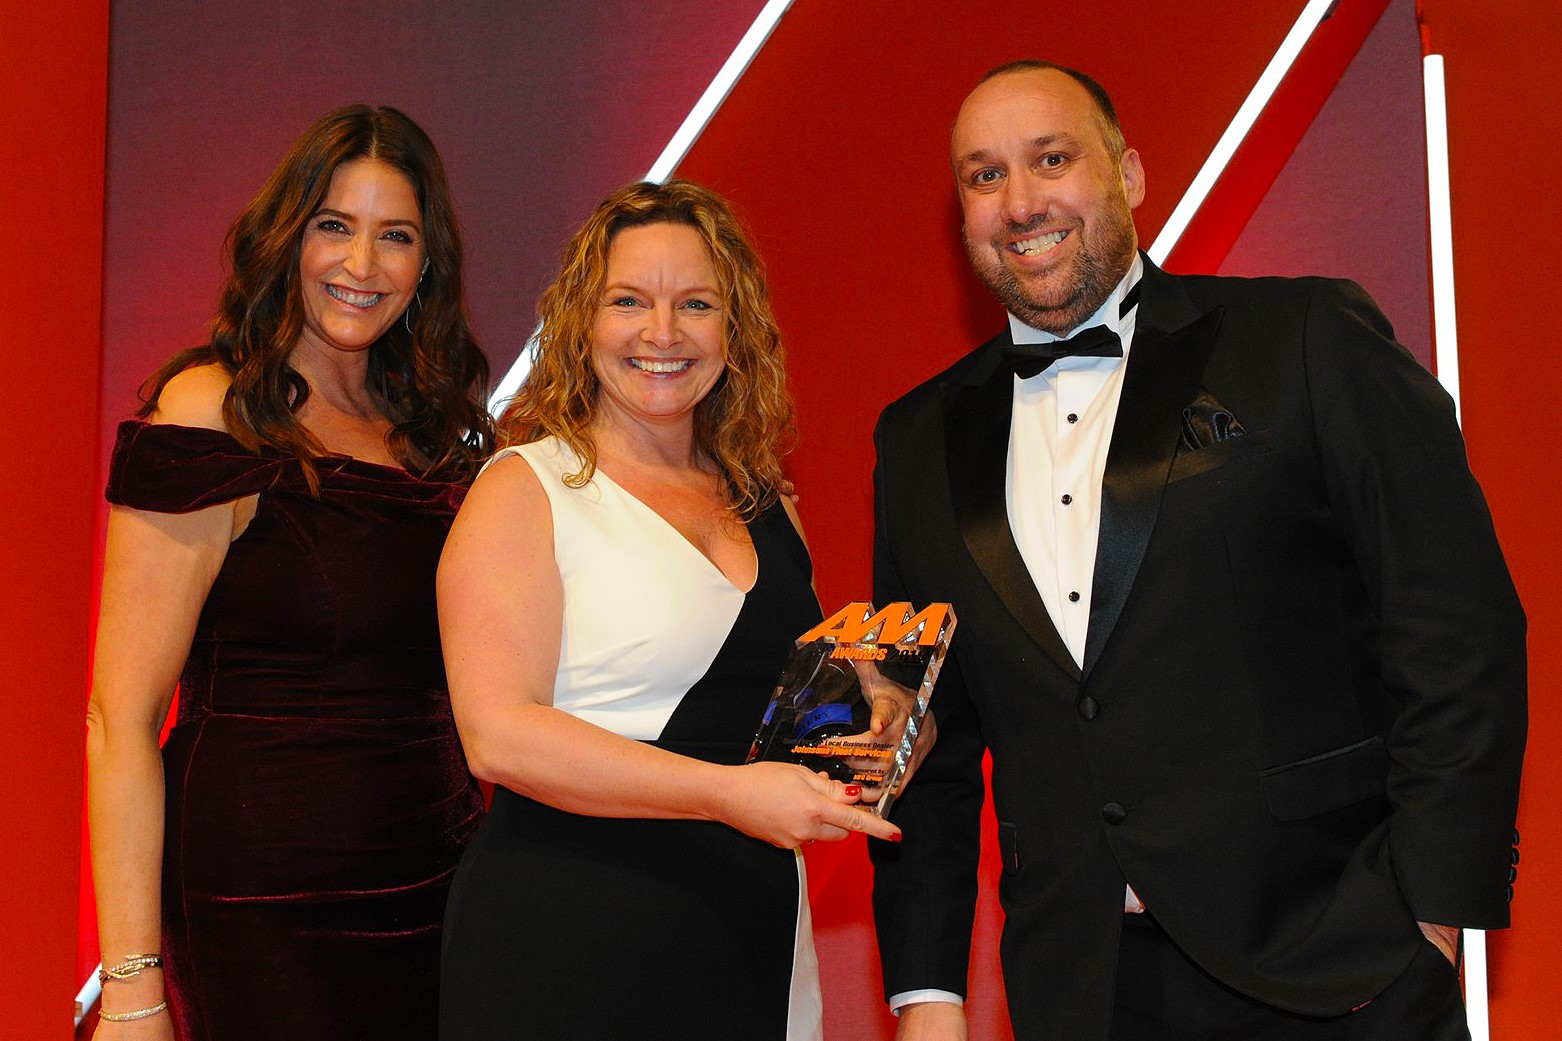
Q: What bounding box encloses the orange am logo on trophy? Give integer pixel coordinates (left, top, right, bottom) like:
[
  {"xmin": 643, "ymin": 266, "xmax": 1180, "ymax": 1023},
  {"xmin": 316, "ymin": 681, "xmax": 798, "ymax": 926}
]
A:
[{"xmin": 798, "ymin": 602, "xmax": 953, "ymax": 647}]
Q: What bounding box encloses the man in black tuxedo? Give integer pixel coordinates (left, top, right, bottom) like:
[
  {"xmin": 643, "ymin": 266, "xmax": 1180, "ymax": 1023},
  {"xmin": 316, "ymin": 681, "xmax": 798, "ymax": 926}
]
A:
[{"xmin": 869, "ymin": 61, "xmax": 1525, "ymax": 1041}]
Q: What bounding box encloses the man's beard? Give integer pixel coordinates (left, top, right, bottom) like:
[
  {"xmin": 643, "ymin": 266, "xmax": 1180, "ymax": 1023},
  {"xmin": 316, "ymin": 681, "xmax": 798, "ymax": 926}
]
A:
[{"xmin": 967, "ymin": 203, "xmax": 1137, "ymax": 335}]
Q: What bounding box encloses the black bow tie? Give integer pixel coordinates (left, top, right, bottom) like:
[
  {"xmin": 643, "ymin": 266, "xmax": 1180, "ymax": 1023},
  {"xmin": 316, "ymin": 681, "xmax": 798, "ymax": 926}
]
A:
[
  {"xmin": 1000, "ymin": 281, "xmax": 1140, "ymax": 379},
  {"xmin": 1001, "ymin": 324, "xmax": 1122, "ymax": 379}
]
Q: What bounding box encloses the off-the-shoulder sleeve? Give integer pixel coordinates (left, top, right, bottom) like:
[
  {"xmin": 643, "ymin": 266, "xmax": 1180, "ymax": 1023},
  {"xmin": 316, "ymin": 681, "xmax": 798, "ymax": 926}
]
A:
[{"xmin": 106, "ymin": 419, "xmax": 285, "ymax": 513}]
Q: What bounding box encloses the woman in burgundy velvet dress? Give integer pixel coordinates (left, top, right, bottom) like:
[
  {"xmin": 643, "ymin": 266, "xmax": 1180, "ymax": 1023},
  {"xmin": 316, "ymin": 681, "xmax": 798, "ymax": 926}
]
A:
[{"xmin": 84, "ymin": 105, "xmax": 493, "ymax": 1040}]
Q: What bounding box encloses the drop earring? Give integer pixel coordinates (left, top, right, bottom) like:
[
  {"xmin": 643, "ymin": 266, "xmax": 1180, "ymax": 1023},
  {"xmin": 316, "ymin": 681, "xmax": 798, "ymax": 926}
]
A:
[{"xmin": 405, "ymin": 259, "xmax": 429, "ymax": 334}]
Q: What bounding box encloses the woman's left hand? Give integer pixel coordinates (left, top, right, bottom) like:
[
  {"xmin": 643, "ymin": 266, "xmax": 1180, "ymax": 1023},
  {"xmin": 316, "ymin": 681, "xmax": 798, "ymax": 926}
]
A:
[{"xmin": 715, "ymin": 761, "xmax": 902, "ymax": 849}]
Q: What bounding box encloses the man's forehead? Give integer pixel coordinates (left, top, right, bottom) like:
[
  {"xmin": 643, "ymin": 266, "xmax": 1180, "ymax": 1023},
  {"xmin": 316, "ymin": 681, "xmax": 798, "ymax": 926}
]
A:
[
  {"xmin": 958, "ymin": 70, "xmax": 1095, "ymax": 126},
  {"xmin": 952, "ymin": 71, "xmax": 1102, "ymax": 157}
]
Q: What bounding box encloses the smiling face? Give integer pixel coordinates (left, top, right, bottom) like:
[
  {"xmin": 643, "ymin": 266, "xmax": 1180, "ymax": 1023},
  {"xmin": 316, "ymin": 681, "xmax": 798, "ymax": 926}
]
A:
[
  {"xmin": 952, "ymin": 68, "xmax": 1144, "ymax": 334},
  {"xmin": 294, "ymin": 158, "xmax": 424, "ymax": 361},
  {"xmin": 590, "ymin": 221, "xmax": 726, "ymax": 435}
]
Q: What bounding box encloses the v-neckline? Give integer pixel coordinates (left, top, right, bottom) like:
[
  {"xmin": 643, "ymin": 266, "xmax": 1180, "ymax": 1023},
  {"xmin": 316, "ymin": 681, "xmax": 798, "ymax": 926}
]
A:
[{"xmin": 590, "ymin": 463, "xmax": 758, "ymax": 595}]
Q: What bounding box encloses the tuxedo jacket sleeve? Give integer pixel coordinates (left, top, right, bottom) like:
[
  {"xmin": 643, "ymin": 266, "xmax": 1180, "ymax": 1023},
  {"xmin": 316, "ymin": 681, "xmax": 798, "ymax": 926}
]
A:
[
  {"xmin": 1283, "ymin": 279, "xmax": 1526, "ymax": 924},
  {"xmin": 869, "ymin": 424, "xmax": 987, "ymax": 1000}
]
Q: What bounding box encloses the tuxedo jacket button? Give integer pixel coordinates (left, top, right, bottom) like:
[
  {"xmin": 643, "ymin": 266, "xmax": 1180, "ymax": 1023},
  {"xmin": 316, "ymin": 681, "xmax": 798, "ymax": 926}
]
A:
[
  {"xmin": 1078, "ymin": 696, "xmax": 1100, "ymax": 720},
  {"xmin": 1506, "ymin": 885, "xmax": 1515, "ymax": 902},
  {"xmin": 1513, "ymin": 828, "xmax": 1521, "ymax": 845},
  {"xmin": 1511, "ymin": 848, "xmax": 1521, "ymax": 865},
  {"xmin": 1102, "ymin": 802, "xmax": 1127, "ymax": 825},
  {"xmin": 1508, "ymin": 866, "xmax": 1518, "ymax": 883}
]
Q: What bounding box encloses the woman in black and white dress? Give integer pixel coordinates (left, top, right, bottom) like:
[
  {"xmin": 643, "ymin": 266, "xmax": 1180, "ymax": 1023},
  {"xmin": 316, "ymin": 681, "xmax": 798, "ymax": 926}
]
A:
[{"xmin": 437, "ymin": 180, "xmax": 901, "ymax": 1041}]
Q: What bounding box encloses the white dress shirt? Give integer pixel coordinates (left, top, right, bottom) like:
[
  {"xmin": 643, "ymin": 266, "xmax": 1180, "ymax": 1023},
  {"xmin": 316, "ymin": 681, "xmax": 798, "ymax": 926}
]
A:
[
  {"xmin": 889, "ymin": 257, "xmax": 1145, "ymax": 1016},
  {"xmin": 1006, "ymin": 254, "xmax": 1143, "ymax": 668}
]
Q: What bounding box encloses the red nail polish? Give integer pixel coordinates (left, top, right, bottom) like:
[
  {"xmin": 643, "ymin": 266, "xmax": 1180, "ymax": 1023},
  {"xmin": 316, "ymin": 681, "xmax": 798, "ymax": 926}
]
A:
[
  {"xmin": 889, "ymin": 832, "xmax": 903, "ymax": 842},
  {"xmin": 844, "ymin": 785, "xmax": 862, "ymax": 797}
]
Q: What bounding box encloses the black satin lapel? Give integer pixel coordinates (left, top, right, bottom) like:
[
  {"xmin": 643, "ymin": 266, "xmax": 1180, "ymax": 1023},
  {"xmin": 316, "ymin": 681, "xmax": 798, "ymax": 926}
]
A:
[
  {"xmin": 1083, "ymin": 307, "xmax": 1226, "ymax": 676},
  {"xmin": 945, "ymin": 373, "xmax": 1081, "ymax": 681}
]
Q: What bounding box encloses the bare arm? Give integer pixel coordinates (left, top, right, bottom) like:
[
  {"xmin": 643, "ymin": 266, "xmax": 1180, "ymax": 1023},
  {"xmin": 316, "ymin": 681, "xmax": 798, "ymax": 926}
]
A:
[
  {"xmin": 86, "ymin": 367, "xmax": 240, "ymax": 1034},
  {"xmin": 438, "ymin": 455, "xmax": 900, "ymax": 847}
]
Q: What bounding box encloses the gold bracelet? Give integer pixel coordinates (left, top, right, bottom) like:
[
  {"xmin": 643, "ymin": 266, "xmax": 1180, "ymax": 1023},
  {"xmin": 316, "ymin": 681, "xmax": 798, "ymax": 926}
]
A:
[
  {"xmin": 99, "ymin": 953, "xmax": 163, "ymax": 984},
  {"xmin": 100, "ymin": 1000, "xmax": 168, "ymax": 1023}
]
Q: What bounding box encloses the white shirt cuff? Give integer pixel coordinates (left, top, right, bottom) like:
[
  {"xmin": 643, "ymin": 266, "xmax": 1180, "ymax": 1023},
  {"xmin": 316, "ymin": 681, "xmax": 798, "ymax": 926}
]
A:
[{"xmin": 888, "ymin": 989, "xmax": 965, "ymax": 1015}]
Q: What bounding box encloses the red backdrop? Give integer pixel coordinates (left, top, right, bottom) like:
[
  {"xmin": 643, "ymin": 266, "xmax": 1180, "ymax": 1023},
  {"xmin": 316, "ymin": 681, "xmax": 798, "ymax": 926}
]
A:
[
  {"xmin": 0, "ymin": 2, "xmax": 108, "ymax": 1037},
  {"xmin": 4, "ymin": 1, "xmax": 1555, "ymax": 1037},
  {"xmin": 1422, "ymin": 1, "xmax": 1562, "ymax": 1035}
]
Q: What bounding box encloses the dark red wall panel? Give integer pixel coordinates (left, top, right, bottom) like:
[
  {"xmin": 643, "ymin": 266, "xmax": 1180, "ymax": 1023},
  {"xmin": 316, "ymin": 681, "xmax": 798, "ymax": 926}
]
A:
[
  {"xmin": 1165, "ymin": 0, "xmax": 1392, "ymax": 273},
  {"xmin": 99, "ymin": 0, "xmax": 770, "ymax": 483},
  {"xmin": 1221, "ymin": 1, "xmax": 1433, "ymax": 366}
]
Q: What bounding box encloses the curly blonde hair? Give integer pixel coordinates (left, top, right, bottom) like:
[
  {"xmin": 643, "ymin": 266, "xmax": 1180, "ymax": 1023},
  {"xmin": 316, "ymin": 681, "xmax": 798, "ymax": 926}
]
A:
[{"xmin": 499, "ymin": 180, "xmax": 795, "ymax": 520}]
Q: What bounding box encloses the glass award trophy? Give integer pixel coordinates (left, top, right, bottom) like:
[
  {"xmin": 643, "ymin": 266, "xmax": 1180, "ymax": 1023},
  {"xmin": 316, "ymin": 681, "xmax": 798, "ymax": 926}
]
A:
[{"xmin": 747, "ymin": 601, "xmax": 957, "ymax": 819}]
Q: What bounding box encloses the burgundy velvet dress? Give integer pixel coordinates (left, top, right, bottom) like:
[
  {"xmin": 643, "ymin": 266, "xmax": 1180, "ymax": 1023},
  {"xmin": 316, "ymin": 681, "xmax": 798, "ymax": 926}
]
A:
[{"xmin": 106, "ymin": 420, "xmax": 485, "ymax": 1041}]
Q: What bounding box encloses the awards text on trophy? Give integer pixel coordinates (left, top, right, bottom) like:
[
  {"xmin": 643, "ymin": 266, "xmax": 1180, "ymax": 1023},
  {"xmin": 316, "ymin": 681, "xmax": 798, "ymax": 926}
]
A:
[{"xmin": 747, "ymin": 601, "xmax": 957, "ymax": 819}]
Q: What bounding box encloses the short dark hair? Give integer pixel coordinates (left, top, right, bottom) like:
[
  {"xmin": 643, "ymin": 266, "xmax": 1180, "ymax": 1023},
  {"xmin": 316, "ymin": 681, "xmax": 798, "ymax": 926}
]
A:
[{"xmin": 979, "ymin": 60, "xmax": 1126, "ymax": 157}]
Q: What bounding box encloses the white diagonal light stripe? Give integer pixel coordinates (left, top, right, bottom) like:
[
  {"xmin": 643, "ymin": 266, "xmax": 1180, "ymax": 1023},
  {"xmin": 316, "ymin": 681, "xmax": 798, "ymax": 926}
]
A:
[
  {"xmin": 491, "ymin": 0, "xmax": 795, "ymax": 411},
  {"xmin": 646, "ymin": 0, "xmax": 795, "ymax": 184},
  {"xmin": 75, "ymin": 971, "xmax": 100, "ymax": 1029},
  {"xmin": 1423, "ymin": 51, "xmax": 1487, "ymax": 1041},
  {"xmin": 1148, "ymin": 0, "xmax": 1336, "ymax": 264},
  {"xmin": 1423, "ymin": 54, "xmax": 1462, "ymax": 422}
]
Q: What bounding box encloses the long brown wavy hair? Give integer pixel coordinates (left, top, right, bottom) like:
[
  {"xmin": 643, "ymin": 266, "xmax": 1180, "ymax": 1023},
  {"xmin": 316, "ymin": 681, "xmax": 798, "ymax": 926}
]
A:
[
  {"xmin": 138, "ymin": 104, "xmax": 494, "ymax": 484},
  {"xmin": 499, "ymin": 180, "xmax": 795, "ymax": 520}
]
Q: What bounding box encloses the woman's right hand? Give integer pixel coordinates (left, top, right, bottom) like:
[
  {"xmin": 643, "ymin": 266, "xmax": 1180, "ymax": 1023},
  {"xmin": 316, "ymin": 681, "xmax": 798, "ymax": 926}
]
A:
[{"xmin": 716, "ymin": 761, "xmax": 903, "ymax": 848}]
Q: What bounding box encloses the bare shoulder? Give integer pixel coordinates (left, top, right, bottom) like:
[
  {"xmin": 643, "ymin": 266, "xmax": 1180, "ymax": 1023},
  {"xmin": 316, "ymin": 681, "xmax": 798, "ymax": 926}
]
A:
[
  {"xmin": 469, "ymin": 450, "xmax": 548, "ymax": 511},
  {"xmin": 147, "ymin": 363, "xmax": 232, "ymax": 432},
  {"xmin": 446, "ymin": 450, "xmax": 552, "ymax": 551},
  {"xmin": 440, "ymin": 449, "xmax": 558, "ymax": 610}
]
